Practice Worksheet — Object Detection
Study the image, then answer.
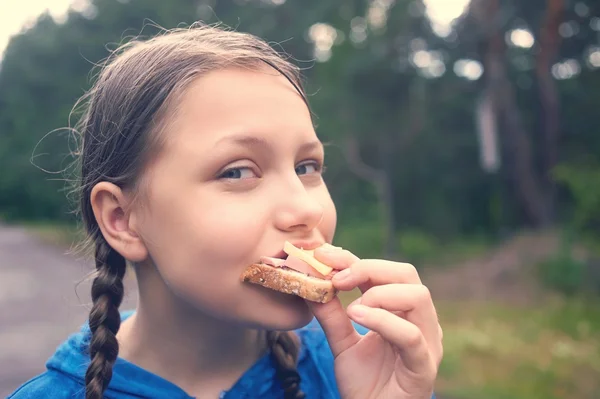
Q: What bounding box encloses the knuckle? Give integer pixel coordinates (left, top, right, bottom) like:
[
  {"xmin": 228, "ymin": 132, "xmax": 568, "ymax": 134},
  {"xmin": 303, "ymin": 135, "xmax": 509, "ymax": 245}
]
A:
[
  {"xmin": 435, "ymin": 324, "xmax": 444, "ymax": 366},
  {"xmin": 405, "ymin": 324, "xmax": 423, "ymax": 348},
  {"xmin": 320, "ymin": 302, "xmax": 342, "ymax": 324},
  {"xmin": 341, "ymin": 249, "xmax": 360, "ymax": 266},
  {"xmin": 351, "ymin": 259, "xmax": 368, "ymax": 275},
  {"xmin": 341, "ymin": 249, "xmax": 355, "ymax": 259},
  {"xmin": 415, "ymin": 284, "xmax": 432, "ymax": 304},
  {"xmin": 396, "ymin": 262, "xmax": 419, "ymax": 280},
  {"xmin": 359, "ymin": 287, "xmax": 379, "ymax": 307},
  {"xmin": 368, "ymin": 307, "xmax": 386, "ymax": 328},
  {"xmin": 405, "ymin": 262, "xmax": 419, "ymax": 277},
  {"xmin": 437, "ymin": 341, "xmax": 444, "ymax": 366}
]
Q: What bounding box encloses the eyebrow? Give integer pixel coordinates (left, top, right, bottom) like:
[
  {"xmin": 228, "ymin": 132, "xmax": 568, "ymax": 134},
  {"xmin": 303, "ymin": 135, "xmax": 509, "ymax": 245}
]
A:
[{"xmin": 214, "ymin": 134, "xmax": 323, "ymax": 153}]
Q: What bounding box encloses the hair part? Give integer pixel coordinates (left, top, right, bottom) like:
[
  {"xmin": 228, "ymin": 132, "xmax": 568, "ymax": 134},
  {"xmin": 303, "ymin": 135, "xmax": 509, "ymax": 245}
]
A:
[{"xmin": 73, "ymin": 22, "xmax": 309, "ymax": 399}]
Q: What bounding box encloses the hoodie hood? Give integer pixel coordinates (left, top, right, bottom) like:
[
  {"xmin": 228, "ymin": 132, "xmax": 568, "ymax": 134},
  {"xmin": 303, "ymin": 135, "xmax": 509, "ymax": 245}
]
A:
[
  {"xmin": 43, "ymin": 310, "xmax": 316, "ymax": 399},
  {"xmin": 45, "ymin": 310, "xmax": 196, "ymax": 398}
]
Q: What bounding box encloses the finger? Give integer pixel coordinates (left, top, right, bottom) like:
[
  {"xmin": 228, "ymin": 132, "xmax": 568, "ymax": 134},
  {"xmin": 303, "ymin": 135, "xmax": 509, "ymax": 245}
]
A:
[
  {"xmin": 332, "ymin": 260, "xmax": 421, "ymax": 293},
  {"xmin": 306, "ymin": 297, "xmax": 361, "ymax": 358},
  {"xmin": 437, "ymin": 324, "xmax": 444, "ymax": 367},
  {"xmin": 314, "ymin": 246, "xmax": 360, "ymax": 271},
  {"xmin": 347, "ymin": 304, "xmax": 434, "ymax": 375},
  {"xmin": 360, "ymin": 284, "xmax": 442, "ymax": 362}
]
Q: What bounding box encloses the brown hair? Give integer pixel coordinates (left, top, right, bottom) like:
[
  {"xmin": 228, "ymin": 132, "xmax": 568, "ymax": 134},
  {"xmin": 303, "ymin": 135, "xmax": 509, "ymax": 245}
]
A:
[{"xmin": 72, "ymin": 22, "xmax": 308, "ymax": 399}]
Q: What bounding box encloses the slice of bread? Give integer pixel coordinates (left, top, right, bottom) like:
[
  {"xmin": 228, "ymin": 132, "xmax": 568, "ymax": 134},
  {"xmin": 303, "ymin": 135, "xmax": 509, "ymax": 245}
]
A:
[{"xmin": 241, "ymin": 263, "xmax": 337, "ymax": 303}]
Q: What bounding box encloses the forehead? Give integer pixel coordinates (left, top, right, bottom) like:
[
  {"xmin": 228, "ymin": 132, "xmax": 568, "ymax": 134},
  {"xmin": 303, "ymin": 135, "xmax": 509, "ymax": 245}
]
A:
[{"xmin": 167, "ymin": 67, "xmax": 315, "ymax": 149}]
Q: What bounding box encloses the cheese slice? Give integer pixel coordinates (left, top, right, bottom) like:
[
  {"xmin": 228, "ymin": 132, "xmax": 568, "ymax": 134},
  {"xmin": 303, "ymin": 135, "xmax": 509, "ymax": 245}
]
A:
[
  {"xmin": 283, "ymin": 241, "xmax": 333, "ymax": 276},
  {"xmin": 301, "ymin": 244, "xmax": 342, "ymax": 258}
]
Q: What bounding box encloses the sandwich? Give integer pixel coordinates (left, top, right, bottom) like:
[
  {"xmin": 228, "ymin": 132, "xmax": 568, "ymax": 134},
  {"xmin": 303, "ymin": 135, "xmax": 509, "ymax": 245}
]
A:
[{"xmin": 240, "ymin": 241, "xmax": 339, "ymax": 303}]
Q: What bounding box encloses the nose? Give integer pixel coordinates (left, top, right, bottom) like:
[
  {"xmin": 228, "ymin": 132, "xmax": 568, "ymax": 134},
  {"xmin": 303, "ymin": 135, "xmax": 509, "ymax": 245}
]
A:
[{"xmin": 274, "ymin": 180, "xmax": 324, "ymax": 233}]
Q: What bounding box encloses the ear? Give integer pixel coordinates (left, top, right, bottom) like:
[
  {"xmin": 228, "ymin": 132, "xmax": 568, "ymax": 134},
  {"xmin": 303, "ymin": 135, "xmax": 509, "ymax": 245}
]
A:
[{"xmin": 90, "ymin": 182, "xmax": 148, "ymax": 263}]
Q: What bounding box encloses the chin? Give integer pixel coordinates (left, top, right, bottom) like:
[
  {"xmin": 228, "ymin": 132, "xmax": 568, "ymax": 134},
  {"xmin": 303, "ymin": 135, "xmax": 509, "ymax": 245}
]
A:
[{"xmin": 241, "ymin": 286, "xmax": 315, "ymax": 331}]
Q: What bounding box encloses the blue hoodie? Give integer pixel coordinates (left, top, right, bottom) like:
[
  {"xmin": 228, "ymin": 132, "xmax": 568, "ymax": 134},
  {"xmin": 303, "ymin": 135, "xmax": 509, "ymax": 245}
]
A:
[{"xmin": 9, "ymin": 311, "xmax": 436, "ymax": 398}]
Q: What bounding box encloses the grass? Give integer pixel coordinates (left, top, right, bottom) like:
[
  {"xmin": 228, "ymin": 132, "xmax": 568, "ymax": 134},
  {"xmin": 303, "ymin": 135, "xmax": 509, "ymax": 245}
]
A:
[
  {"xmin": 435, "ymin": 297, "xmax": 600, "ymax": 399},
  {"xmin": 341, "ymin": 290, "xmax": 600, "ymax": 399}
]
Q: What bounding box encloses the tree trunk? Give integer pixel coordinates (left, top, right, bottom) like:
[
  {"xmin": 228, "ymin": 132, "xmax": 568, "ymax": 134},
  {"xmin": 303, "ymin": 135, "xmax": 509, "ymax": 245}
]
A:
[
  {"xmin": 343, "ymin": 76, "xmax": 426, "ymax": 259},
  {"xmin": 498, "ymin": 79, "xmax": 553, "ymax": 226},
  {"xmin": 343, "ymin": 136, "xmax": 397, "ymax": 258},
  {"xmin": 474, "ymin": 0, "xmax": 553, "ymax": 227},
  {"xmin": 379, "ymin": 139, "xmax": 397, "ymax": 258},
  {"xmin": 535, "ymin": 0, "xmax": 565, "ymax": 221}
]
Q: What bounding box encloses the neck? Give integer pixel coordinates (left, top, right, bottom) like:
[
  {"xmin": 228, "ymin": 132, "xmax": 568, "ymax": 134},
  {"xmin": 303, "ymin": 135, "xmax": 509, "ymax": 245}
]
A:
[{"xmin": 116, "ymin": 267, "xmax": 268, "ymax": 396}]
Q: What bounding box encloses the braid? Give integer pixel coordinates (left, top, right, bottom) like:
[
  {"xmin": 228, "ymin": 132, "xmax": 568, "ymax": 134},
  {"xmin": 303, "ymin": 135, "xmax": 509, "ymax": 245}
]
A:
[
  {"xmin": 84, "ymin": 238, "xmax": 127, "ymax": 399},
  {"xmin": 266, "ymin": 331, "xmax": 306, "ymax": 399}
]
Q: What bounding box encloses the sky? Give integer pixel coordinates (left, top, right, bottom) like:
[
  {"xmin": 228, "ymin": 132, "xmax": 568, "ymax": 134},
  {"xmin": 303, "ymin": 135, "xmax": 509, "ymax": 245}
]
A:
[
  {"xmin": 0, "ymin": 0, "xmax": 73, "ymax": 56},
  {"xmin": 0, "ymin": 0, "xmax": 471, "ymax": 58}
]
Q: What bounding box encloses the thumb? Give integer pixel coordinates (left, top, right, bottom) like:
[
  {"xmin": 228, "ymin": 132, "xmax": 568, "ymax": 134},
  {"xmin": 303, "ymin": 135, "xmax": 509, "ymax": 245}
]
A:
[{"xmin": 307, "ymin": 297, "xmax": 361, "ymax": 358}]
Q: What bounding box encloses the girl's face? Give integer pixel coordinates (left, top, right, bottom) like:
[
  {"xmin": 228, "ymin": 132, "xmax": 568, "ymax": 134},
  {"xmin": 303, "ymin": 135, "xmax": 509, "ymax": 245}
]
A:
[{"xmin": 133, "ymin": 67, "xmax": 337, "ymax": 330}]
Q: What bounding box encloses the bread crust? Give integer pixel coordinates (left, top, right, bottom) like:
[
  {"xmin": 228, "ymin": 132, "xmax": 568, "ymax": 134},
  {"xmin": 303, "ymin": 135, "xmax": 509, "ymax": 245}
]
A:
[{"xmin": 240, "ymin": 263, "xmax": 337, "ymax": 303}]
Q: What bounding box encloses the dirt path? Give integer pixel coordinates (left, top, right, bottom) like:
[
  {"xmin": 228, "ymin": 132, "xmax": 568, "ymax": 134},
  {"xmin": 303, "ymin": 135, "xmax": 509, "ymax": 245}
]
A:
[
  {"xmin": 423, "ymin": 230, "xmax": 564, "ymax": 304},
  {"xmin": 0, "ymin": 224, "xmax": 137, "ymax": 397}
]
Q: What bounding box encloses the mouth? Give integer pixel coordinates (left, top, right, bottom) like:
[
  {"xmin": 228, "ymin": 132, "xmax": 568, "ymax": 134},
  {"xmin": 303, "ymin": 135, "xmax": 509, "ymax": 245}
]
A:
[
  {"xmin": 272, "ymin": 250, "xmax": 289, "ymax": 260},
  {"xmin": 268, "ymin": 242, "xmax": 323, "ymax": 260},
  {"xmin": 256, "ymin": 241, "xmax": 327, "ymax": 265},
  {"xmin": 290, "ymin": 241, "xmax": 325, "ymax": 251},
  {"xmin": 256, "ymin": 250, "xmax": 287, "ymax": 265}
]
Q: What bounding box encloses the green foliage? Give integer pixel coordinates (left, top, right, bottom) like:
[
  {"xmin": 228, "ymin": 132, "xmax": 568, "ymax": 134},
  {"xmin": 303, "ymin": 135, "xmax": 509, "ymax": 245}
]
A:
[
  {"xmin": 435, "ymin": 299, "xmax": 600, "ymax": 399},
  {"xmin": 397, "ymin": 230, "xmax": 438, "ymax": 263},
  {"xmin": 335, "ymin": 220, "xmax": 492, "ymax": 265},
  {"xmin": 537, "ymin": 248, "xmax": 587, "ymax": 296},
  {"xmin": 543, "ymin": 296, "xmax": 600, "ymax": 339},
  {"xmin": 539, "ymin": 162, "xmax": 600, "ymax": 295},
  {"xmin": 1, "ymin": 0, "xmax": 600, "ymax": 254},
  {"xmin": 553, "ymin": 162, "xmax": 600, "ymax": 246},
  {"xmin": 334, "ymin": 221, "xmax": 384, "ymax": 259}
]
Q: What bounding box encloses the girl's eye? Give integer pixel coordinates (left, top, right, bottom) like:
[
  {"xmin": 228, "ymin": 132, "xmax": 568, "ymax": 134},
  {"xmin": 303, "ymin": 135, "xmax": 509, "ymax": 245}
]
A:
[
  {"xmin": 295, "ymin": 161, "xmax": 321, "ymax": 176},
  {"xmin": 219, "ymin": 167, "xmax": 256, "ymax": 179}
]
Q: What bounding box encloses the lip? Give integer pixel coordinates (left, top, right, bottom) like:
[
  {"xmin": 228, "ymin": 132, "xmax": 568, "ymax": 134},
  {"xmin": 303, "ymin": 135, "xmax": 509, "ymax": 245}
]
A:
[{"xmin": 289, "ymin": 241, "xmax": 325, "ymax": 251}]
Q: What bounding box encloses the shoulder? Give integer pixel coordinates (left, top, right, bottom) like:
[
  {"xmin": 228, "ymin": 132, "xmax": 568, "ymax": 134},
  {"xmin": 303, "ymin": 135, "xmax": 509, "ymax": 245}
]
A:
[{"xmin": 7, "ymin": 371, "xmax": 82, "ymax": 399}]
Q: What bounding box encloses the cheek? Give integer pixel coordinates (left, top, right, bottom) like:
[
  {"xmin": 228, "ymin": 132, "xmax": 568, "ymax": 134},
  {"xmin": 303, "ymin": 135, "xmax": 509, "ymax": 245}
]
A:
[
  {"xmin": 135, "ymin": 178, "xmax": 337, "ymax": 328},
  {"xmin": 138, "ymin": 192, "xmax": 268, "ymax": 306},
  {"xmin": 318, "ymin": 189, "xmax": 337, "ymax": 243},
  {"xmin": 146, "ymin": 189, "xmax": 265, "ymax": 259}
]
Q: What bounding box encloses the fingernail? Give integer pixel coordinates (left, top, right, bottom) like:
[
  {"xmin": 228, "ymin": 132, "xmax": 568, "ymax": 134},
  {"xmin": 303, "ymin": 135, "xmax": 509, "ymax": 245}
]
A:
[
  {"xmin": 332, "ymin": 268, "xmax": 351, "ymax": 282},
  {"xmin": 318, "ymin": 243, "xmax": 341, "ymax": 253},
  {"xmin": 317, "ymin": 247, "xmax": 335, "ymax": 254},
  {"xmin": 350, "ymin": 304, "xmax": 368, "ymax": 319}
]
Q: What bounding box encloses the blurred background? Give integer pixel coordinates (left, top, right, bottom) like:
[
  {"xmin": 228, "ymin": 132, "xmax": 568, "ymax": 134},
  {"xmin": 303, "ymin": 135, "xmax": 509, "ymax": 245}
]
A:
[{"xmin": 1, "ymin": 0, "xmax": 600, "ymax": 398}]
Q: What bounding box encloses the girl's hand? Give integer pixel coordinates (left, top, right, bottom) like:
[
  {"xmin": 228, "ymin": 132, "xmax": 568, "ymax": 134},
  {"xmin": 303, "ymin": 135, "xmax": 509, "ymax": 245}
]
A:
[{"xmin": 307, "ymin": 247, "xmax": 442, "ymax": 399}]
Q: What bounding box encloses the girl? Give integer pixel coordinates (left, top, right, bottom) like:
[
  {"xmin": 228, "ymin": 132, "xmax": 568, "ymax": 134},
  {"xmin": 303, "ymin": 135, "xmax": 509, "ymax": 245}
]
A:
[{"xmin": 9, "ymin": 24, "xmax": 442, "ymax": 399}]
